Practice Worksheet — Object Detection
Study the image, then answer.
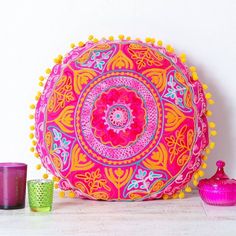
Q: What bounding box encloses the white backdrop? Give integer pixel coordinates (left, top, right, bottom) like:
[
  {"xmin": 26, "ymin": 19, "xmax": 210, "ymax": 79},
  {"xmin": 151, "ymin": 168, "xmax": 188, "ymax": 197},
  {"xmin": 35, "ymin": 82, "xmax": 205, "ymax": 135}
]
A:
[{"xmin": 0, "ymin": 0, "xmax": 235, "ymax": 179}]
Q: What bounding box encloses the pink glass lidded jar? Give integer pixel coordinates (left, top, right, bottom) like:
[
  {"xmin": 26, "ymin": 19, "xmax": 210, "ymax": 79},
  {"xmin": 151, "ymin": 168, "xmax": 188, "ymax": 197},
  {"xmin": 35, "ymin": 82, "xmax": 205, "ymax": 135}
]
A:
[{"xmin": 198, "ymin": 160, "xmax": 236, "ymax": 206}]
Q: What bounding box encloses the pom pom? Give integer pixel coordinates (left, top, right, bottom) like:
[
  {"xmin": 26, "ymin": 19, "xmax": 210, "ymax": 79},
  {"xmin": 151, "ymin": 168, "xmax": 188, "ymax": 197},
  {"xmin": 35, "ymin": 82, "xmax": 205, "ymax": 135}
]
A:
[
  {"xmin": 30, "ymin": 147, "xmax": 35, "ymax": 152},
  {"xmin": 198, "ymin": 170, "xmax": 205, "ymax": 177},
  {"xmin": 68, "ymin": 191, "xmax": 76, "ymax": 198},
  {"xmin": 39, "ymin": 76, "xmax": 45, "ymax": 81},
  {"xmin": 180, "ymin": 53, "xmax": 186, "ymax": 63},
  {"xmin": 202, "ymin": 155, "xmax": 208, "ymax": 161},
  {"xmin": 208, "ymin": 99, "xmax": 215, "ymax": 105},
  {"xmin": 29, "ymin": 114, "xmax": 34, "ymax": 119},
  {"xmin": 88, "ymin": 35, "xmax": 94, "ymax": 40},
  {"xmin": 29, "ymin": 104, "xmax": 35, "ymax": 109},
  {"xmin": 162, "ymin": 194, "xmax": 169, "ymax": 200},
  {"xmin": 210, "ymin": 130, "xmax": 217, "ymax": 136},
  {"xmin": 70, "ymin": 43, "xmax": 75, "ymax": 48},
  {"xmin": 150, "ymin": 38, "xmax": 156, "ymax": 44},
  {"xmin": 209, "ymin": 142, "xmax": 215, "ymax": 149},
  {"xmin": 205, "ymin": 148, "xmax": 211, "ymax": 154},
  {"xmin": 135, "ymin": 37, "xmax": 141, "ymax": 41},
  {"xmin": 192, "ymin": 72, "xmax": 199, "ymax": 81},
  {"xmin": 52, "ymin": 176, "xmax": 60, "ymax": 182},
  {"xmin": 45, "ymin": 68, "xmax": 51, "ymax": 74},
  {"xmin": 43, "ymin": 173, "xmax": 49, "ymax": 179},
  {"xmin": 30, "ymin": 125, "xmax": 35, "ymax": 131},
  {"xmin": 145, "ymin": 37, "xmax": 151, "ymax": 43},
  {"xmin": 54, "ymin": 183, "xmax": 59, "ymax": 189},
  {"xmin": 34, "ymin": 152, "xmax": 40, "ymax": 158},
  {"xmin": 38, "ymin": 81, "xmax": 44, "ymax": 87},
  {"xmin": 193, "ymin": 180, "xmax": 198, "ymax": 186},
  {"xmin": 93, "ymin": 38, "xmax": 99, "ymax": 43},
  {"xmin": 203, "ymin": 84, "xmax": 208, "ymax": 90},
  {"xmin": 189, "ymin": 66, "xmax": 196, "ymax": 72},
  {"xmin": 185, "ymin": 186, "xmax": 192, "ymax": 193},
  {"xmin": 172, "ymin": 193, "xmax": 178, "ymax": 199},
  {"xmin": 178, "ymin": 191, "xmax": 185, "ymax": 199},
  {"xmin": 193, "ymin": 172, "xmax": 199, "ymax": 180},
  {"xmin": 118, "ymin": 34, "xmax": 124, "ymax": 40},
  {"xmin": 32, "ymin": 140, "xmax": 37, "ymax": 146},
  {"xmin": 59, "ymin": 191, "xmax": 65, "ymax": 198},
  {"xmin": 206, "ymin": 110, "xmax": 212, "ymax": 117},
  {"xmin": 126, "ymin": 36, "xmax": 131, "ymax": 40},
  {"xmin": 78, "ymin": 41, "xmax": 84, "ymax": 47},
  {"xmin": 201, "ymin": 162, "xmax": 207, "ymax": 169},
  {"xmin": 205, "ymin": 93, "xmax": 212, "ymax": 99},
  {"xmin": 29, "ymin": 133, "xmax": 34, "ymax": 139},
  {"xmin": 108, "ymin": 36, "xmax": 114, "ymax": 41},
  {"xmin": 209, "ymin": 122, "xmax": 216, "ymax": 128},
  {"xmin": 58, "ymin": 54, "xmax": 63, "ymax": 60},
  {"xmin": 166, "ymin": 45, "xmax": 174, "ymax": 53},
  {"xmin": 36, "ymin": 164, "xmax": 41, "ymax": 170},
  {"xmin": 157, "ymin": 40, "xmax": 163, "ymax": 46}
]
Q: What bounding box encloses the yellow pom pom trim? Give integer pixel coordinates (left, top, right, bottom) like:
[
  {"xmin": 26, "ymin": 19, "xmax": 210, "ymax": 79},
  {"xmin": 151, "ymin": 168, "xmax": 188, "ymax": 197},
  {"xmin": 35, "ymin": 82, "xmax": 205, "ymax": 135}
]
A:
[
  {"xmin": 34, "ymin": 152, "xmax": 40, "ymax": 158},
  {"xmin": 192, "ymin": 72, "xmax": 199, "ymax": 81},
  {"xmin": 206, "ymin": 110, "xmax": 212, "ymax": 117},
  {"xmin": 205, "ymin": 93, "xmax": 212, "ymax": 99},
  {"xmin": 201, "ymin": 162, "xmax": 207, "ymax": 169},
  {"xmin": 157, "ymin": 40, "xmax": 163, "ymax": 46},
  {"xmin": 172, "ymin": 193, "xmax": 178, "ymax": 199},
  {"xmin": 54, "ymin": 183, "xmax": 59, "ymax": 189},
  {"xmin": 52, "ymin": 176, "xmax": 60, "ymax": 182},
  {"xmin": 203, "ymin": 84, "xmax": 208, "ymax": 90},
  {"xmin": 205, "ymin": 148, "xmax": 211, "ymax": 154},
  {"xmin": 29, "ymin": 133, "xmax": 34, "ymax": 139},
  {"xmin": 179, "ymin": 191, "xmax": 185, "ymax": 199},
  {"xmin": 36, "ymin": 164, "xmax": 41, "ymax": 170},
  {"xmin": 45, "ymin": 68, "xmax": 51, "ymax": 74},
  {"xmin": 38, "ymin": 81, "xmax": 44, "ymax": 87},
  {"xmin": 30, "ymin": 125, "xmax": 35, "ymax": 131},
  {"xmin": 209, "ymin": 122, "xmax": 216, "ymax": 128},
  {"xmin": 68, "ymin": 191, "xmax": 76, "ymax": 198},
  {"xmin": 32, "ymin": 140, "xmax": 37, "ymax": 146},
  {"xmin": 78, "ymin": 41, "xmax": 84, "ymax": 47},
  {"xmin": 118, "ymin": 34, "xmax": 124, "ymax": 40},
  {"xmin": 30, "ymin": 147, "xmax": 35, "ymax": 152},
  {"xmin": 202, "ymin": 155, "xmax": 208, "ymax": 161},
  {"xmin": 209, "ymin": 142, "xmax": 215, "ymax": 149},
  {"xmin": 150, "ymin": 38, "xmax": 155, "ymax": 44},
  {"xmin": 145, "ymin": 37, "xmax": 151, "ymax": 43},
  {"xmin": 198, "ymin": 170, "xmax": 205, "ymax": 177},
  {"xmin": 193, "ymin": 172, "xmax": 199, "ymax": 180},
  {"xmin": 29, "ymin": 114, "xmax": 34, "ymax": 119},
  {"xmin": 58, "ymin": 54, "xmax": 63, "ymax": 60},
  {"xmin": 59, "ymin": 191, "xmax": 65, "ymax": 198},
  {"xmin": 210, "ymin": 130, "xmax": 217, "ymax": 136},
  {"xmin": 126, "ymin": 36, "xmax": 131, "ymax": 40},
  {"xmin": 166, "ymin": 45, "xmax": 174, "ymax": 53},
  {"xmin": 30, "ymin": 104, "xmax": 36, "ymax": 109},
  {"xmin": 162, "ymin": 194, "xmax": 169, "ymax": 200},
  {"xmin": 185, "ymin": 186, "xmax": 192, "ymax": 193},
  {"xmin": 108, "ymin": 36, "xmax": 114, "ymax": 41},
  {"xmin": 93, "ymin": 38, "xmax": 99, "ymax": 43},
  {"xmin": 135, "ymin": 37, "xmax": 141, "ymax": 41},
  {"xmin": 189, "ymin": 66, "xmax": 196, "ymax": 72},
  {"xmin": 193, "ymin": 180, "xmax": 198, "ymax": 186},
  {"xmin": 88, "ymin": 35, "xmax": 94, "ymax": 40},
  {"xmin": 180, "ymin": 53, "xmax": 186, "ymax": 63},
  {"xmin": 39, "ymin": 76, "xmax": 45, "ymax": 82},
  {"xmin": 43, "ymin": 173, "xmax": 49, "ymax": 179},
  {"xmin": 70, "ymin": 43, "xmax": 75, "ymax": 48},
  {"xmin": 208, "ymin": 99, "xmax": 215, "ymax": 105}
]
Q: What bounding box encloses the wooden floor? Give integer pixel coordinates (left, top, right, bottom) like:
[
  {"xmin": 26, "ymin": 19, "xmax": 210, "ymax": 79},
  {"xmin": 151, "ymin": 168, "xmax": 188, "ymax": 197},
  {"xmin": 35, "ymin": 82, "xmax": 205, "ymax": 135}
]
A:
[{"xmin": 0, "ymin": 191, "xmax": 236, "ymax": 236}]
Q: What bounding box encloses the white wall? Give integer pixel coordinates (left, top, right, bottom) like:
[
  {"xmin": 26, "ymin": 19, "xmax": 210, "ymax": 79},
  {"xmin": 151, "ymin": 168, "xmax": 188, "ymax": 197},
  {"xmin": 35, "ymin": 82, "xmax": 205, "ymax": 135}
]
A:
[{"xmin": 0, "ymin": 0, "xmax": 235, "ymax": 179}]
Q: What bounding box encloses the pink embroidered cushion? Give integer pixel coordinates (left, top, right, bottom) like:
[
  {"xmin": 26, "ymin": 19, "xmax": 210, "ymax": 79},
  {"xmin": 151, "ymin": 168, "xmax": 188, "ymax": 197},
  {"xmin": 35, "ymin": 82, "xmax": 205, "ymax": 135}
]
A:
[{"xmin": 34, "ymin": 38, "xmax": 209, "ymax": 201}]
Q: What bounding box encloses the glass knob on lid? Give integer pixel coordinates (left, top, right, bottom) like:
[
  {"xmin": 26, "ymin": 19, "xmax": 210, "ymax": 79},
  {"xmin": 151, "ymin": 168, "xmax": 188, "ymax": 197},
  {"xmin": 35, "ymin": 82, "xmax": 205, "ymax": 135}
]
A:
[{"xmin": 198, "ymin": 160, "xmax": 236, "ymax": 206}]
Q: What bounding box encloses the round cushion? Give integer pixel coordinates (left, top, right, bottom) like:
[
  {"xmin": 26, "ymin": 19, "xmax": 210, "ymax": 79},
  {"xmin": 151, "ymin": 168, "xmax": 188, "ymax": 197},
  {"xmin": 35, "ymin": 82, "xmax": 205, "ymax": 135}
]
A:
[{"xmin": 35, "ymin": 39, "xmax": 209, "ymax": 200}]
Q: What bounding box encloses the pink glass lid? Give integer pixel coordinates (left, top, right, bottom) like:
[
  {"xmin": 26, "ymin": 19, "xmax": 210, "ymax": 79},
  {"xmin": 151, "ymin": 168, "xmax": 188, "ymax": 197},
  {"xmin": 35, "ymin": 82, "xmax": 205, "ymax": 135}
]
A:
[
  {"xmin": 0, "ymin": 162, "xmax": 27, "ymax": 169},
  {"xmin": 198, "ymin": 160, "xmax": 236, "ymax": 192}
]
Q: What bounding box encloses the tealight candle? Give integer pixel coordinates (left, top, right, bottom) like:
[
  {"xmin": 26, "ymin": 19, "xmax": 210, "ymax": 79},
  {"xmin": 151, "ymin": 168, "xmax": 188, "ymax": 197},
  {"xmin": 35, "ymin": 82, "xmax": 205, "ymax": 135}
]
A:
[{"xmin": 0, "ymin": 163, "xmax": 27, "ymax": 209}]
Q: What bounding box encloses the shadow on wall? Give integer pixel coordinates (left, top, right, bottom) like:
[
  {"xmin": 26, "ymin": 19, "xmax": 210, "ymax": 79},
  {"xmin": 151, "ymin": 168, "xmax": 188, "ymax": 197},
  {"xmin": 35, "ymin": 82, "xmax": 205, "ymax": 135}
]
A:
[{"xmin": 197, "ymin": 65, "xmax": 234, "ymax": 178}]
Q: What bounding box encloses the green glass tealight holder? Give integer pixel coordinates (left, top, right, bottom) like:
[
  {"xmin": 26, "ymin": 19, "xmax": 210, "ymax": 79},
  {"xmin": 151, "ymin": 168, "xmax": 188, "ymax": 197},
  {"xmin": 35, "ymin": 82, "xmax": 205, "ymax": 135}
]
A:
[{"xmin": 27, "ymin": 179, "xmax": 54, "ymax": 212}]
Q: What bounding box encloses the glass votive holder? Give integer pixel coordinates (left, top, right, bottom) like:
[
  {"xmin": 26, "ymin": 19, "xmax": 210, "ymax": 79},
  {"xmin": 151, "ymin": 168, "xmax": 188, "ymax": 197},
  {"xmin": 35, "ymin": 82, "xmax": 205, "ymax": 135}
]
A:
[
  {"xmin": 27, "ymin": 179, "xmax": 54, "ymax": 212},
  {"xmin": 0, "ymin": 162, "xmax": 27, "ymax": 210}
]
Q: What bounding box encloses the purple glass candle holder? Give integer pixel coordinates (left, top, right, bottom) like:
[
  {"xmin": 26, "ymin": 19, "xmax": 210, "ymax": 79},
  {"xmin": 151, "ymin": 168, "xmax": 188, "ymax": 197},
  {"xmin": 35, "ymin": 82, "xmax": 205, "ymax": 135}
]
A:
[{"xmin": 0, "ymin": 163, "xmax": 27, "ymax": 209}]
